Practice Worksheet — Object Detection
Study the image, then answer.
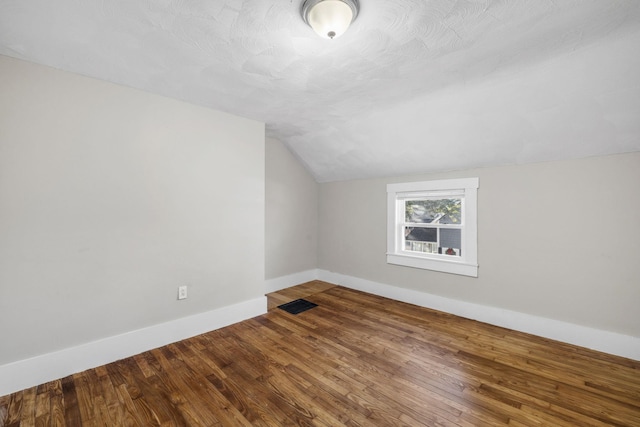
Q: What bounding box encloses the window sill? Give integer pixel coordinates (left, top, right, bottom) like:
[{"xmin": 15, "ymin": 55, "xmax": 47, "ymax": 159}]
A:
[{"xmin": 387, "ymin": 253, "xmax": 478, "ymax": 277}]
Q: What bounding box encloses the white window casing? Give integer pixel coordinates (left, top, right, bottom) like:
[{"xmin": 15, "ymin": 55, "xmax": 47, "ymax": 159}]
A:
[{"xmin": 387, "ymin": 178, "xmax": 479, "ymax": 277}]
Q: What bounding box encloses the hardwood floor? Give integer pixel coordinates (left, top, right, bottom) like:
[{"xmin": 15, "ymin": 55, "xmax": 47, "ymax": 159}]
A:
[
  {"xmin": 266, "ymin": 280, "xmax": 336, "ymax": 311},
  {"xmin": 2, "ymin": 281, "xmax": 639, "ymax": 426}
]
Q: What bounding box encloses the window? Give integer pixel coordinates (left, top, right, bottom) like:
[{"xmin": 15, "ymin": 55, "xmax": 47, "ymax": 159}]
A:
[{"xmin": 387, "ymin": 178, "xmax": 478, "ymax": 277}]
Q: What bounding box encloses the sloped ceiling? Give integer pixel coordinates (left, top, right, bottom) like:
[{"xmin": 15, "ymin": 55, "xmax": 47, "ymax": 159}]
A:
[{"xmin": 1, "ymin": 0, "xmax": 639, "ymax": 182}]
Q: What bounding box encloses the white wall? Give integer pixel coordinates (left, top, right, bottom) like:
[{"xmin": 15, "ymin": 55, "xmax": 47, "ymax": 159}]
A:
[
  {"xmin": 318, "ymin": 153, "xmax": 640, "ymax": 339},
  {"xmin": 0, "ymin": 56, "xmax": 265, "ymax": 367},
  {"xmin": 265, "ymin": 137, "xmax": 318, "ymax": 286}
]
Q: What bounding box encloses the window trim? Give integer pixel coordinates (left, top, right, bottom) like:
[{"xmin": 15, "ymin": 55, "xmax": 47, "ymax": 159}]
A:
[{"xmin": 387, "ymin": 178, "xmax": 479, "ymax": 277}]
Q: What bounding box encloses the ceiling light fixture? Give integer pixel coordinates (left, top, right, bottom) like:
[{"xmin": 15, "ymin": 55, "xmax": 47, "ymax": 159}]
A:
[{"xmin": 301, "ymin": 0, "xmax": 359, "ymax": 40}]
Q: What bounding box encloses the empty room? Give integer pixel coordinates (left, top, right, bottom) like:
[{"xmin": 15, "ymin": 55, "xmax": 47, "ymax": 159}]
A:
[{"xmin": 1, "ymin": 0, "xmax": 639, "ymax": 426}]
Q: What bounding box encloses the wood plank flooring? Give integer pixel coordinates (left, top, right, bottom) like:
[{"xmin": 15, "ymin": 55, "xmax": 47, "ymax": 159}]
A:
[
  {"xmin": 266, "ymin": 280, "xmax": 336, "ymax": 311},
  {"xmin": 2, "ymin": 280, "xmax": 639, "ymax": 426}
]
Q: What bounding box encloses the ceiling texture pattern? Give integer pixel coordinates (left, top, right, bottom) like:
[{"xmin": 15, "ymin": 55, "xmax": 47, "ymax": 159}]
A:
[{"xmin": 1, "ymin": 0, "xmax": 639, "ymax": 182}]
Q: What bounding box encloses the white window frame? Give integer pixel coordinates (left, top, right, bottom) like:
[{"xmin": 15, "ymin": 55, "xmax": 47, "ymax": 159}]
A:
[{"xmin": 387, "ymin": 178, "xmax": 479, "ymax": 277}]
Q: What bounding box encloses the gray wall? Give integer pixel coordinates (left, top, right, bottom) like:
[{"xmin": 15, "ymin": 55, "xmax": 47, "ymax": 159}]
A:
[
  {"xmin": 265, "ymin": 137, "xmax": 318, "ymax": 279},
  {"xmin": 319, "ymin": 153, "xmax": 640, "ymax": 337},
  {"xmin": 0, "ymin": 56, "xmax": 265, "ymax": 365}
]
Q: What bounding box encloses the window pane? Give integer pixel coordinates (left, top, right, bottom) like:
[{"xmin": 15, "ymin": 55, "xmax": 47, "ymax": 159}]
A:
[
  {"xmin": 440, "ymin": 228, "xmax": 461, "ymax": 257},
  {"xmin": 405, "ymin": 198, "xmax": 462, "ymax": 224},
  {"xmin": 405, "ymin": 227, "xmax": 438, "ymax": 253}
]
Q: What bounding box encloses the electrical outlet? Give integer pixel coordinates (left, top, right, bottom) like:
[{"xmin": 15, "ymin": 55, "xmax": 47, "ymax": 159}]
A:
[{"xmin": 178, "ymin": 285, "xmax": 188, "ymax": 300}]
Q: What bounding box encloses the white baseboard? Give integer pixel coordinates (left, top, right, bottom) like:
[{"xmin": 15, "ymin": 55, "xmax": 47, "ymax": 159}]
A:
[
  {"xmin": 0, "ymin": 296, "xmax": 267, "ymax": 397},
  {"xmin": 318, "ymin": 270, "xmax": 640, "ymax": 361},
  {"xmin": 265, "ymin": 269, "xmax": 319, "ymax": 293},
  {"xmin": 5, "ymin": 271, "xmax": 637, "ymax": 397}
]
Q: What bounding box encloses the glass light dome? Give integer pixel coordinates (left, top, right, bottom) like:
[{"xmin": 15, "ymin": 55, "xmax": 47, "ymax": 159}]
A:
[{"xmin": 302, "ymin": 0, "xmax": 359, "ymax": 39}]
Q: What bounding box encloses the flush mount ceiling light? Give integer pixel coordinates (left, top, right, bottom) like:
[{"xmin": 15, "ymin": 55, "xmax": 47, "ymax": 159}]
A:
[{"xmin": 301, "ymin": 0, "xmax": 360, "ymax": 39}]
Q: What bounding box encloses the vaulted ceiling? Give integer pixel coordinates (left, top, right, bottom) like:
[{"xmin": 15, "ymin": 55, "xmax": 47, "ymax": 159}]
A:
[{"xmin": 1, "ymin": 0, "xmax": 639, "ymax": 182}]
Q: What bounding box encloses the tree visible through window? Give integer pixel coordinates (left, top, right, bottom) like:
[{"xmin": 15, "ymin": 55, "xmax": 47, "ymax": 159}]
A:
[{"xmin": 405, "ymin": 198, "xmax": 461, "ymax": 223}]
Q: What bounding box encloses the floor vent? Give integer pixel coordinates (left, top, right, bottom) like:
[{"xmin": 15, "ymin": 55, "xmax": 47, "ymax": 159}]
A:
[{"xmin": 277, "ymin": 299, "xmax": 318, "ymax": 315}]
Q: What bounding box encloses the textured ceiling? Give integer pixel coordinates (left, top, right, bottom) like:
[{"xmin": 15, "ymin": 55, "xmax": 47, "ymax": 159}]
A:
[{"xmin": 1, "ymin": 0, "xmax": 639, "ymax": 182}]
